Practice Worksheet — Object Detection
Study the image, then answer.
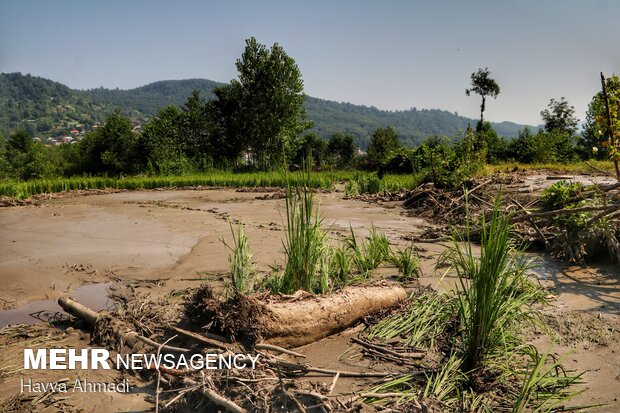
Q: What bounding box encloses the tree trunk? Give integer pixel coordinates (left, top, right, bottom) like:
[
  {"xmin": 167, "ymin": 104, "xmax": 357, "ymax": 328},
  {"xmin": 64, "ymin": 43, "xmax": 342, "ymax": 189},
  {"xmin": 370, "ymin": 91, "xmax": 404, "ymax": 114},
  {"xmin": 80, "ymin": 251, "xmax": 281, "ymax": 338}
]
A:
[
  {"xmin": 259, "ymin": 283, "xmax": 407, "ymax": 347},
  {"xmin": 191, "ymin": 283, "xmax": 408, "ymax": 348}
]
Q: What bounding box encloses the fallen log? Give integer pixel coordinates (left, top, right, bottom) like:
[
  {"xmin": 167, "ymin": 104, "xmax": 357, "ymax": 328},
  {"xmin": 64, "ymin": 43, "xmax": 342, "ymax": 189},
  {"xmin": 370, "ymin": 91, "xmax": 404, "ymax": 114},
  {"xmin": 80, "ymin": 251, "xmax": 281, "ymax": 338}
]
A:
[
  {"xmin": 257, "ymin": 283, "xmax": 407, "ymax": 348},
  {"xmin": 190, "ymin": 282, "xmax": 407, "ymax": 348},
  {"xmin": 509, "ymin": 203, "xmax": 620, "ymax": 224},
  {"xmin": 58, "ymin": 296, "xmax": 189, "ymax": 353}
]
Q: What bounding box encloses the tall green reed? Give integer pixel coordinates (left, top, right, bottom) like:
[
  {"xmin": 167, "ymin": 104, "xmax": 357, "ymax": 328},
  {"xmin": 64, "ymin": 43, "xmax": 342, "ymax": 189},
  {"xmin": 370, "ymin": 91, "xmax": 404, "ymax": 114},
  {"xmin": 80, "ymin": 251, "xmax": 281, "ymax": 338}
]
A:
[
  {"xmin": 281, "ymin": 163, "xmax": 328, "ymax": 293},
  {"xmin": 221, "ymin": 221, "xmax": 255, "ymax": 295},
  {"xmin": 448, "ymin": 194, "xmax": 538, "ymax": 374}
]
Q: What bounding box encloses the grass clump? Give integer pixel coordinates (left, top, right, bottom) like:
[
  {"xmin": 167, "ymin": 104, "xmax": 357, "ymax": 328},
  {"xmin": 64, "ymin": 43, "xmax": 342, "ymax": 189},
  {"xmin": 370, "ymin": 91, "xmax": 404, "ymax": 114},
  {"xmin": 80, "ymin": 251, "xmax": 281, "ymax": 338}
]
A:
[
  {"xmin": 449, "ymin": 196, "xmax": 539, "ymax": 373},
  {"xmin": 345, "ymin": 224, "xmax": 390, "ymax": 276},
  {"xmin": 368, "ymin": 291, "xmax": 457, "ymax": 349},
  {"xmin": 388, "ymin": 242, "xmax": 421, "ymax": 279},
  {"xmin": 220, "ymin": 222, "xmax": 255, "ymax": 295},
  {"xmin": 329, "ymin": 244, "xmax": 351, "ymax": 284},
  {"xmin": 512, "ymin": 348, "xmax": 588, "ymax": 413},
  {"xmin": 281, "ymin": 164, "xmax": 329, "ymax": 294}
]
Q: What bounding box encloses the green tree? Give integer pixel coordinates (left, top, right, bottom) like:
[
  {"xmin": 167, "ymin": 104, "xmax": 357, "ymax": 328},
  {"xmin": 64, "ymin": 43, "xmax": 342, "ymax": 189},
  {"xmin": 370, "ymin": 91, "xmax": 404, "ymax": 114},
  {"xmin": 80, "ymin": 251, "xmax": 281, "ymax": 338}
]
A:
[
  {"xmin": 139, "ymin": 105, "xmax": 192, "ymax": 174},
  {"xmin": 590, "ymin": 73, "xmax": 620, "ymax": 179},
  {"xmin": 0, "ymin": 132, "xmax": 13, "ymax": 179},
  {"xmin": 326, "ymin": 132, "xmax": 356, "ymax": 168},
  {"xmin": 580, "ymin": 98, "xmax": 607, "ymax": 160},
  {"xmin": 465, "ymin": 67, "xmax": 500, "ymax": 130},
  {"xmin": 366, "ymin": 126, "xmax": 401, "ymax": 170},
  {"xmin": 3, "ymin": 129, "xmax": 57, "ymax": 179},
  {"xmin": 292, "ymin": 132, "xmax": 327, "ymax": 168},
  {"xmin": 79, "ymin": 111, "xmax": 137, "ymax": 175},
  {"xmin": 475, "ymin": 122, "xmax": 506, "ymax": 164},
  {"xmin": 415, "ymin": 135, "xmax": 458, "ymax": 187},
  {"xmin": 178, "ymin": 90, "xmax": 211, "ymax": 161},
  {"xmin": 506, "ymin": 127, "xmax": 534, "ymax": 163},
  {"xmin": 208, "ymin": 84, "xmax": 247, "ymax": 167},
  {"xmin": 6, "ymin": 128, "xmax": 33, "ymax": 157},
  {"xmin": 528, "ymin": 130, "xmax": 557, "ymax": 163},
  {"xmin": 540, "ymin": 97, "xmax": 579, "ymax": 135},
  {"xmin": 213, "ymin": 37, "xmax": 309, "ymax": 169}
]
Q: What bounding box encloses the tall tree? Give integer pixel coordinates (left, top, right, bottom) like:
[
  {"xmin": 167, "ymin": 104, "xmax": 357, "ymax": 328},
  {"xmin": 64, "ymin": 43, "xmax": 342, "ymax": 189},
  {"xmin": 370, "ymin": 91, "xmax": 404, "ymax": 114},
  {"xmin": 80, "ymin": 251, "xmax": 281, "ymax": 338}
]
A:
[
  {"xmin": 327, "ymin": 132, "xmax": 356, "ymax": 168},
  {"xmin": 79, "ymin": 110, "xmax": 137, "ymax": 175},
  {"xmin": 465, "ymin": 67, "xmax": 500, "ymax": 130},
  {"xmin": 366, "ymin": 126, "xmax": 401, "ymax": 169},
  {"xmin": 139, "ymin": 105, "xmax": 189, "ymax": 174},
  {"xmin": 213, "ymin": 37, "xmax": 309, "ymax": 169},
  {"xmin": 178, "ymin": 90, "xmax": 211, "ymax": 160},
  {"xmin": 540, "ymin": 97, "xmax": 579, "ymax": 135}
]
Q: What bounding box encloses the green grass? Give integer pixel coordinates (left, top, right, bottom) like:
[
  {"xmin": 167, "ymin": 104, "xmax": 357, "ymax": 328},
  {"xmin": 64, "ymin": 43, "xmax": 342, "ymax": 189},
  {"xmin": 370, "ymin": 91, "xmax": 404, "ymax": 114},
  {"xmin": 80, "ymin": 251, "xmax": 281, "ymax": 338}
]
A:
[
  {"xmin": 388, "ymin": 242, "xmax": 422, "ymax": 279},
  {"xmin": 368, "ymin": 291, "xmax": 457, "ymax": 349},
  {"xmin": 329, "ymin": 244, "xmax": 351, "ymax": 283},
  {"xmin": 281, "ymin": 165, "xmax": 329, "ymax": 293},
  {"xmin": 220, "ymin": 222, "xmax": 255, "ymax": 295},
  {"xmin": 0, "ymin": 170, "xmax": 427, "ymax": 199},
  {"xmin": 362, "ymin": 197, "xmax": 587, "ymax": 411},
  {"xmin": 344, "ymin": 225, "xmax": 391, "ymax": 276},
  {"xmin": 512, "ymin": 347, "xmax": 589, "ymax": 413},
  {"xmin": 448, "ymin": 196, "xmax": 539, "ymax": 373}
]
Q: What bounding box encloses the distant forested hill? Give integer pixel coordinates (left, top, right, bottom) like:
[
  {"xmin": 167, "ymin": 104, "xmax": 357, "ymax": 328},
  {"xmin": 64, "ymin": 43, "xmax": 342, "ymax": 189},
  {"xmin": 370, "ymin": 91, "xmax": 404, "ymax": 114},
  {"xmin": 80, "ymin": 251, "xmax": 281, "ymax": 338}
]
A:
[
  {"xmin": 83, "ymin": 78, "xmax": 222, "ymax": 115},
  {"xmin": 0, "ymin": 73, "xmax": 539, "ymax": 147}
]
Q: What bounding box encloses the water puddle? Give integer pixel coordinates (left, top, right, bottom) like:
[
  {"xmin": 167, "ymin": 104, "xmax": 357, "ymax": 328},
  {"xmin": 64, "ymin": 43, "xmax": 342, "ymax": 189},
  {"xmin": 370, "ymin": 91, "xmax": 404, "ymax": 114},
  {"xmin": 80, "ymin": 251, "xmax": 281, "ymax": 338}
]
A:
[{"xmin": 0, "ymin": 282, "xmax": 113, "ymax": 327}]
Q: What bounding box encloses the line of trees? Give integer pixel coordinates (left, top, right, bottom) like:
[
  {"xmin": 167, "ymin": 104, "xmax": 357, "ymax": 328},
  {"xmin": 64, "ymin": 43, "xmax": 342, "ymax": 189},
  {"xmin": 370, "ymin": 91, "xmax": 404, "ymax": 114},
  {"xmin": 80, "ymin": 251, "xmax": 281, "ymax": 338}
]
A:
[{"xmin": 1, "ymin": 56, "xmax": 618, "ymax": 184}]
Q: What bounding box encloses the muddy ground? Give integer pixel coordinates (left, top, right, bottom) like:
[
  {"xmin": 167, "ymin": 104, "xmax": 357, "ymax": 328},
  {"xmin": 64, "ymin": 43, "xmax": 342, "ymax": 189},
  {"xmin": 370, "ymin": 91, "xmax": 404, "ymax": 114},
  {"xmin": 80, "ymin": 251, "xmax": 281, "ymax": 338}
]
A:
[{"xmin": 0, "ymin": 183, "xmax": 618, "ymax": 412}]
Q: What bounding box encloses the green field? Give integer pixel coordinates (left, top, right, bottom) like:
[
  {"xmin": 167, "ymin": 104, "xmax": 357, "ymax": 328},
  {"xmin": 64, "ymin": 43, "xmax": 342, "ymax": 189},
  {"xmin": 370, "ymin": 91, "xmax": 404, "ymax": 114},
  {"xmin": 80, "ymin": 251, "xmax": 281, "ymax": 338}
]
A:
[
  {"xmin": 0, "ymin": 171, "xmax": 426, "ymax": 199},
  {"xmin": 1, "ymin": 160, "xmax": 615, "ymax": 200}
]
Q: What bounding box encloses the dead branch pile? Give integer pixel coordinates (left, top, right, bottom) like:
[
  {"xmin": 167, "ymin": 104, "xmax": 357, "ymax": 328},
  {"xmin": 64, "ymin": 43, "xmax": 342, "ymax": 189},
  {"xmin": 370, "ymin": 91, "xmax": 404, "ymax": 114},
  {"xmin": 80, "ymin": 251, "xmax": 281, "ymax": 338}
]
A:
[
  {"xmin": 403, "ymin": 174, "xmax": 529, "ymax": 225},
  {"xmin": 56, "ymin": 284, "xmax": 419, "ymax": 413},
  {"xmin": 403, "ymin": 174, "xmax": 620, "ymax": 262}
]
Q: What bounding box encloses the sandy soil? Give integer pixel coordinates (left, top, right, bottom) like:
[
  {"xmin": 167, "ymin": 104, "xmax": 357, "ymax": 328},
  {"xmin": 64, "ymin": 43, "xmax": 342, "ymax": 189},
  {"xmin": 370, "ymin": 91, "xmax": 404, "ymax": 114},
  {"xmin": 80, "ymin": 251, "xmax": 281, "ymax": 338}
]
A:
[{"xmin": 0, "ymin": 188, "xmax": 618, "ymax": 412}]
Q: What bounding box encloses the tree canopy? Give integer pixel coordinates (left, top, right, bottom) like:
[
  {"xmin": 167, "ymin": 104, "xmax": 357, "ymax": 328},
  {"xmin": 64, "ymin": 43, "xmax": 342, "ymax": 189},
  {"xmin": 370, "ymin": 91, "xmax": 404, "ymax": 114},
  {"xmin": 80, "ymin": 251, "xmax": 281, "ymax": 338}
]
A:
[
  {"xmin": 466, "ymin": 68, "xmax": 500, "ymax": 129},
  {"xmin": 540, "ymin": 97, "xmax": 578, "ymax": 135},
  {"xmin": 214, "ymin": 37, "xmax": 309, "ymax": 169}
]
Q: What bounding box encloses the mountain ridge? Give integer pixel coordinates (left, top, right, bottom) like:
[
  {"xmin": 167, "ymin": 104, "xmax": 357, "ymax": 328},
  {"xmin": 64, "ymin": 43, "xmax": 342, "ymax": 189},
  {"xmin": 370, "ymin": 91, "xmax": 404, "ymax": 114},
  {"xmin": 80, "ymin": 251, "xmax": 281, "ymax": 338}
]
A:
[{"xmin": 0, "ymin": 72, "xmax": 540, "ymax": 148}]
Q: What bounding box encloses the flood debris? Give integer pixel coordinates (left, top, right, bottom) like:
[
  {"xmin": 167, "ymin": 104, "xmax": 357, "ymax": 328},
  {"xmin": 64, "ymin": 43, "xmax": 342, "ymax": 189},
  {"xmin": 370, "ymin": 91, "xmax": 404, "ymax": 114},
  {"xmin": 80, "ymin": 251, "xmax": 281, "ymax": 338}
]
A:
[
  {"xmin": 403, "ymin": 174, "xmax": 620, "ymax": 263},
  {"xmin": 51, "ymin": 281, "xmax": 412, "ymax": 412}
]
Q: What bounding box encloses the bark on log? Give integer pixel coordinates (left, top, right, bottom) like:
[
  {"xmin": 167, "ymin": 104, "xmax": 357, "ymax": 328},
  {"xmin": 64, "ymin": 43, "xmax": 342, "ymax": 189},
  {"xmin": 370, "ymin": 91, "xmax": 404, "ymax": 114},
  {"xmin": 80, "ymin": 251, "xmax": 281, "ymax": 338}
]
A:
[
  {"xmin": 58, "ymin": 296, "xmax": 98, "ymax": 325},
  {"xmin": 259, "ymin": 283, "xmax": 407, "ymax": 348}
]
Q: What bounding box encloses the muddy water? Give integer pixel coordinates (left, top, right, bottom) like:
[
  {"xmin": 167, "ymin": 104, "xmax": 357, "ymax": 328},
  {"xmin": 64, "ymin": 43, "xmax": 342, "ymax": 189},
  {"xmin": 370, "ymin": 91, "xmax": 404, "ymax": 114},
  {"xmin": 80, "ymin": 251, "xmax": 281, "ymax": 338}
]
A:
[{"xmin": 0, "ymin": 282, "xmax": 112, "ymax": 327}]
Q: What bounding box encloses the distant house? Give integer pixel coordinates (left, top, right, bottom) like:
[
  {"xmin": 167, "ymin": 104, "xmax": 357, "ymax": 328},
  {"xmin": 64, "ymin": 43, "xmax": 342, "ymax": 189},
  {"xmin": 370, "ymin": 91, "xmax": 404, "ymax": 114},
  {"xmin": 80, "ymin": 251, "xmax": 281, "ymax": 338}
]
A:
[{"xmin": 70, "ymin": 129, "xmax": 79, "ymax": 134}]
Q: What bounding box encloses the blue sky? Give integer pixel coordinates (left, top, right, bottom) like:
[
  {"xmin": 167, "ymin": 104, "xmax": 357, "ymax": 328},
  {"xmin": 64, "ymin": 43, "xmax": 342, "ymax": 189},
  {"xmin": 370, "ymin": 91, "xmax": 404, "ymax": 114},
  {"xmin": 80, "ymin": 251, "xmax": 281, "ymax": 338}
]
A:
[{"xmin": 1, "ymin": 0, "xmax": 618, "ymax": 125}]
